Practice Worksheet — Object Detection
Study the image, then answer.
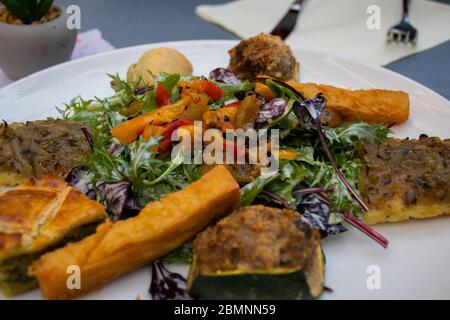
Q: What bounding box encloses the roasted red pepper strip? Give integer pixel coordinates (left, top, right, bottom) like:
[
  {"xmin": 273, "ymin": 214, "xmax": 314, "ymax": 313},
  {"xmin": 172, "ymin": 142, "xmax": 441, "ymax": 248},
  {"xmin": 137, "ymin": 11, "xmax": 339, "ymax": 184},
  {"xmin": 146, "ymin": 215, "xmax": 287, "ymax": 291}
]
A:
[
  {"xmin": 223, "ymin": 101, "xmax": 242, "ymax": 108},
  {"xmin": 200, "ymin": 80, "xmax": 223, "ymax": 101},
  {"xmin": 160, "ymin": 119, "xmax": 195, "ymax": 151},
  {"xmin": 136, "ymin": 126, "xmax": 146, "ymax": 137},
  {"xmin": 155, "ymin": 83, "xmax": 172, "ymax": 107}
]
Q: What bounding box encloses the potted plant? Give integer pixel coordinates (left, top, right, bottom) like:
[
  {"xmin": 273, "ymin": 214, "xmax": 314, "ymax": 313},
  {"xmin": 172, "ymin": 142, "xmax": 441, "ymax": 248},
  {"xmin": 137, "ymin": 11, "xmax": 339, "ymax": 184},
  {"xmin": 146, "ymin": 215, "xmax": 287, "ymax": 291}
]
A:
[{"xmin": 0, "ymin": 0, "xmax": 77, "ymax": 79}]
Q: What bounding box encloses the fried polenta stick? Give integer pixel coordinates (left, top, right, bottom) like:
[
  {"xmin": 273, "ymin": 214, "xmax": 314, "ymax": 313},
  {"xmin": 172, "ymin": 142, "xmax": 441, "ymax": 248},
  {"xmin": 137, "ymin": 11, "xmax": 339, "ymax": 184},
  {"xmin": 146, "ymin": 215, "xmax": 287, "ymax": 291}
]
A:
[
  {"xmin": 288, "ymin": 82, "xmax": 410, "ymax": 125},
  {"xmin": 30, "ymin": 166, "xmax": 240, "ymax": 299}
]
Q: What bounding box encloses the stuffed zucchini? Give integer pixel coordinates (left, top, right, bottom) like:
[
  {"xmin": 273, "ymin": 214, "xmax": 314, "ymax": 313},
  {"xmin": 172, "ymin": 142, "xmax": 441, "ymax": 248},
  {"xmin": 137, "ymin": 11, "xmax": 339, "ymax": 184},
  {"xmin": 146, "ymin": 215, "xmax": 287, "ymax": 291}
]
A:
[{"xmin": 188, "ymin": 205, "xmax": 325, "ymax": 300}]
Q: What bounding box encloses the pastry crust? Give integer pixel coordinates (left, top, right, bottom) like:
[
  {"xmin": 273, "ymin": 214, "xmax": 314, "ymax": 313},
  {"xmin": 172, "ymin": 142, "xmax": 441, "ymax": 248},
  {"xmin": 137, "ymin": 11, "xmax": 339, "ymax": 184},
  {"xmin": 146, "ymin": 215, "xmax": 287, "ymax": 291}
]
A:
[
  {"xmin": 0, "ymin": 175, "xmax": 105, "ymax": 261},
  {"xmin": 31, "ymin": 165, "xmax": 241, "ymax": 299}
]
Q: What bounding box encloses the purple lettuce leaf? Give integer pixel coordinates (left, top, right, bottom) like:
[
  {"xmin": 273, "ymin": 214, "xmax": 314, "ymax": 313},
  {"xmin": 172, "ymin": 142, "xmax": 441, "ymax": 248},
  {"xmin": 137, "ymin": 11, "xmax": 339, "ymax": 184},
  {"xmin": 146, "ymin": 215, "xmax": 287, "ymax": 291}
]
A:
[
  {"xmin": 97, "ymin": 180, "xmax": 141, "ymax": 221},
  {"xmin": 149, "ymin": 261, "xmax": 191, "ymax": 300},
  {"xmin": 295, "ymin": 187, "xmax": 388, "ymax": 248},
  {"xmin": 294, "ymin": 93, "xmax": 370, "ymax": 212},
  {"xmin": 256, "ymin": 98, "xmax": 288, "ymax": 123},
  {"xmin": 209, "ymin": 67, "xmax": 240, "ymax": 84},
  {"xmin": 261, "ymin": 188, "xmax": 345, "ymax": 238},
  {"xmin": 135, "ymin": 85, "xmax": 154, "ymax": 96},
  {"xmin": 261, "ymin": 190, "xmax": 289, "ymax": 208},
  {"xmin": 296, "ymin": 193, "xmax": 347, "ymax": 237},
  {"xmin": 65, "ymin": 166, "xmax": 96, "ymax": 200}
]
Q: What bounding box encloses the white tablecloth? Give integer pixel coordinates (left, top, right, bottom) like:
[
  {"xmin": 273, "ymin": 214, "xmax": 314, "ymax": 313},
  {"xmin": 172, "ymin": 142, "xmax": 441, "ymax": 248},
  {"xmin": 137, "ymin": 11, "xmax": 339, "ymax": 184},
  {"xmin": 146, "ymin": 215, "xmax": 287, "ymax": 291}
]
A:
[{"xmin": 196, "ymin": 0, "xmax": 450, "ymax": 65}]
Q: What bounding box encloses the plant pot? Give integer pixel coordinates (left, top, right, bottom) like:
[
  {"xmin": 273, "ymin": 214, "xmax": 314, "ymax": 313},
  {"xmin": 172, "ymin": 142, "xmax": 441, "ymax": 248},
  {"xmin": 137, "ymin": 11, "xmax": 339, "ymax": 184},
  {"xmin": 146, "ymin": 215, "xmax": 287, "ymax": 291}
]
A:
[{"xmin": 0, "ymin": 5, "xmax": 77, "ymax": 80}]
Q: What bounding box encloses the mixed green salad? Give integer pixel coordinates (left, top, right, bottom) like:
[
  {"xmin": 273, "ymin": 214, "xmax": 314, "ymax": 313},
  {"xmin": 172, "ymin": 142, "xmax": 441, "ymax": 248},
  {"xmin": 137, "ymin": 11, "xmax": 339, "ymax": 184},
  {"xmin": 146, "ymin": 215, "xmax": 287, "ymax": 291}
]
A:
[{"xmin": 59, "ymin": 69, "xmax": 391, "ymax": 267}]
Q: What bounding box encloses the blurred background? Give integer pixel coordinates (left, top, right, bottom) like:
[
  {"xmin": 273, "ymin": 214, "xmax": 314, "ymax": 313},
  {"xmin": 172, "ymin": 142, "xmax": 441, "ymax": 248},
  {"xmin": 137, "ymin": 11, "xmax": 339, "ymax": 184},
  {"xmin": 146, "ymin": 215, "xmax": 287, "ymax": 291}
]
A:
[
  {"xmin": 1, "ymin": 0, "xmax": 449, "ymax": 97},
  {"xmin": 58, "ymin": 0, "xmax": 236, "ymax": 46}
]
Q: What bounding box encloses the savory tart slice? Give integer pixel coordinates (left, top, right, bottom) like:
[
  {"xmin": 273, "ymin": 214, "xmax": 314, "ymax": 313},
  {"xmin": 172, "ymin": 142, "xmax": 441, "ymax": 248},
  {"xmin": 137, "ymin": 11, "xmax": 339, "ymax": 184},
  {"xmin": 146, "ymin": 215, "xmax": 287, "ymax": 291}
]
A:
[
  {"xmin": 360, "ymin": 136, "xmax": 450, "ymax": 224},
  {"xmin": 0, "ymin": 175, "xmax": 105, "ymax": 296},
  {"xmin": 188, "ymin": 205, "xmax": 325, "ymax": 300}
]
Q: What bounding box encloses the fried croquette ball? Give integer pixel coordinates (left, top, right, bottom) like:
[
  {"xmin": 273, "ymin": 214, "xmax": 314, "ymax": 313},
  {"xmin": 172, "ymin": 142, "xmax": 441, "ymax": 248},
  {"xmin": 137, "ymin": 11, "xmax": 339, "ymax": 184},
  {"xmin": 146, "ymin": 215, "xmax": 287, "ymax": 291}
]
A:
[{"xmin": 228, "ymin": 33, "xmax": 299, "ymax": 81}]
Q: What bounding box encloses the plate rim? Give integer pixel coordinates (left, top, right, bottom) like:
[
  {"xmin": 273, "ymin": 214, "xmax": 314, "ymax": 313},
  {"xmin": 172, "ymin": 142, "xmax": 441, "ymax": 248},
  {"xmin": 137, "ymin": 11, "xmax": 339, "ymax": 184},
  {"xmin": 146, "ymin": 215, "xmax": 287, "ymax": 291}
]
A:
[
  {"xmin": 0, "ymin": 39, "xmax": 448, "ymax": 107},
  {"xmin": 1, "ymin": 39, "xmax": 450, "ymax": 300}
]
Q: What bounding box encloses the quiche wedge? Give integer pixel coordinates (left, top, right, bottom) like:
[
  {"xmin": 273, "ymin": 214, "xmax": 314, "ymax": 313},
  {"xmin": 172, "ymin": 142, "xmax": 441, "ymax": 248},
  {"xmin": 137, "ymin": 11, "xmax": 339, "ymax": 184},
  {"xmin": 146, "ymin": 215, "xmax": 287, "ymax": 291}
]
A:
[{"xmin": 360, "ymin": 136, "xmax": 450, "ymax": 224}]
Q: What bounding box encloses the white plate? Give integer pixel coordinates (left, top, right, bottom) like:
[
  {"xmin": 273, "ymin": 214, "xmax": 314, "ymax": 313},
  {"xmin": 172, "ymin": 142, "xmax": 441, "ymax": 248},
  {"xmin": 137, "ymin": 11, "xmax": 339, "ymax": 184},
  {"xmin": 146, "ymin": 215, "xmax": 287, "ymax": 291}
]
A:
[{"xmin": 1, "ymin": 40, "xmax": 449, "ymax": 300}]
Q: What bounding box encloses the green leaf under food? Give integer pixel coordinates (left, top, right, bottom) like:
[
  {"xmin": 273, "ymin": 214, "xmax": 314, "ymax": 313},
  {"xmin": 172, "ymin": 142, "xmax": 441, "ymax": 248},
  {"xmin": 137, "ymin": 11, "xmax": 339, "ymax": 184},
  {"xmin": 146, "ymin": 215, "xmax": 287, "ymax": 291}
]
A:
[
  {"xmin": 214, "ymin": 80, "xmax": 255, "ymax": 93},
  {"xmin": 239, "ymin": 171, "xmax": 279, "ymax": 207},
  {"xmin": 257, "ymin": 121, "xmax": 390, "ymax": 219},
  {"xmin": 210, "ymin": 80, "xmax": 255, "ymax": 109},
  {"xmin": 142, "ymin": 146, "xmax": 185, "ymax": 186},
  {"xmin": 162, "ymin": 242, "xmax": 193, "ymax": 264},
  {"xmin": 265, "ymin": 78, "xmax": 302, "ymax": 102},
  {"xmin": 263, "ymin": 99, "xmax": 295, "ymax": 129},
  {"xmin": 323, "ymin": 122, "xmax": 392, "ymax": 147},
  {"xmin": 265, "ymin": 161, "xmax": 305, "ymax": 205}
]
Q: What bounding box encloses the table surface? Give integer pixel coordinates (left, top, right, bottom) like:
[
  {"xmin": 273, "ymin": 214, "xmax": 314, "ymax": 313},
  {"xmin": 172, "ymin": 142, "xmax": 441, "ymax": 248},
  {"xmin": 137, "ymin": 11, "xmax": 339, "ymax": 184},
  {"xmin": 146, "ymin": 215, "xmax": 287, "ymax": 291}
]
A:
[{"xmin": 58, "ymin": 0, "xmax": 450, "ymax": 100}]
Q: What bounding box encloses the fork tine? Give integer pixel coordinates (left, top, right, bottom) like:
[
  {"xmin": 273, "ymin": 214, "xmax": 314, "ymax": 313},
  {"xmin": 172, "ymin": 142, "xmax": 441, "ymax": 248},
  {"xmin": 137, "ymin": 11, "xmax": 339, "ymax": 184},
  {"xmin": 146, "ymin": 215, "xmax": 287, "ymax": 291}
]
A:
[
  {"xmin": 387, "ymin": 0, "xmax": 418, "ymax": 45},
  {"xmin": 404, "ymin": 32, "xmax": 410, "ymax": 43},
  {"xmin": 387, "ymin": 31, "xmax": 393, "ymax": 42}
]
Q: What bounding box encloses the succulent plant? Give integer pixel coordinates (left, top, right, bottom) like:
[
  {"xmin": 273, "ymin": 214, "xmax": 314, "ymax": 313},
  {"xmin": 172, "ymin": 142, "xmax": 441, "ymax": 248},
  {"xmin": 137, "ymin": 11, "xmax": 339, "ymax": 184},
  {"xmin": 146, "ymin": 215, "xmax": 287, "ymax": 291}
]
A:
[{"xmin": 1, "ymin": 0, "xmax": 54, "ymax": 24}]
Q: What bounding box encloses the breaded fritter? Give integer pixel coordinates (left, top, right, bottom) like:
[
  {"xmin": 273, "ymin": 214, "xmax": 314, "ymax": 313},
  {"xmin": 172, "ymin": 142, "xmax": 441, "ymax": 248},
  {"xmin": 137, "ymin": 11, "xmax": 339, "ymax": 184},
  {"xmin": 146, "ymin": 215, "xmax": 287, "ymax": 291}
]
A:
[{"xmin": 228, "ymin": 33, "xmax": 299, "ymax": 81}]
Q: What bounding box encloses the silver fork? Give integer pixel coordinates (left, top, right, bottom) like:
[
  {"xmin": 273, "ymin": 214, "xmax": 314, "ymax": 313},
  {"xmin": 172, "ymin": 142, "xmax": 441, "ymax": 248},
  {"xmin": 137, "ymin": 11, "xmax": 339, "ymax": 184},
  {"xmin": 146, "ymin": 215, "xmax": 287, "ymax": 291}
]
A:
[{"xmin": 387, "ymin": 0, "xmax": 418, "ymax": 44}]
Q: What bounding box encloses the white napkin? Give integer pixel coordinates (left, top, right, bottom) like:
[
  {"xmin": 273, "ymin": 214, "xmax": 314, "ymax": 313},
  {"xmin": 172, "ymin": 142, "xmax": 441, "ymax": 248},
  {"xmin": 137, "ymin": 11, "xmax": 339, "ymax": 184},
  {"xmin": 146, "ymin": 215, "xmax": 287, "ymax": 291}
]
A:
[
  {"xmin": 0, "ymin": 29, "xmax": 114, "ymax": 88},
  {"xmin": 196, "ymin": 0, "xmax": 450, "ymax": 65}
]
